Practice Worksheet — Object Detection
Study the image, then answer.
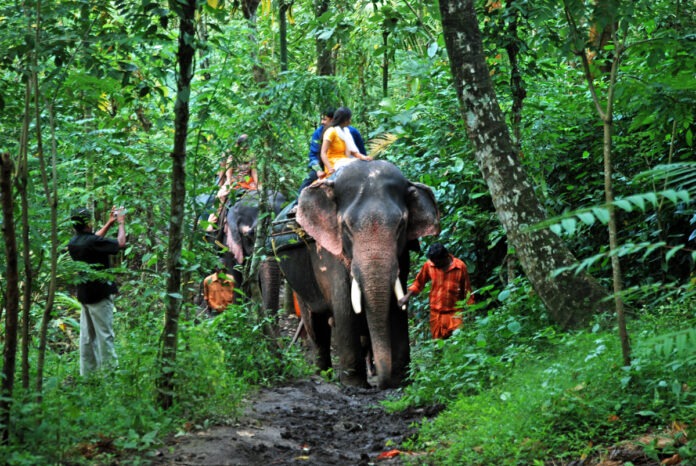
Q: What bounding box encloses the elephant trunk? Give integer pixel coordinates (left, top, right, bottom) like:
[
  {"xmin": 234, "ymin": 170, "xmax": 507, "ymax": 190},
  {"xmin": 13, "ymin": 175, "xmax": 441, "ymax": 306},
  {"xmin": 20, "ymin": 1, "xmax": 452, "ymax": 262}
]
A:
[{"xmin": 353, "ymin": 256, "xmax": 399, "ymax": 389}]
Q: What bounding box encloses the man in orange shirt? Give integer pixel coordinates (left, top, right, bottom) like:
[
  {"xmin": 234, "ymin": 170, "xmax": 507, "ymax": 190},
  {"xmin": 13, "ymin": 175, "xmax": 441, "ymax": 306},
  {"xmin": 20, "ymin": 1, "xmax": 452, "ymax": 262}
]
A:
[
  {"xmin": 203, "ymin": 266, "xmax": 236, "ymax": 315},
  {"xmin": 398, "ymin": 243, "xmax": 474, "ymax": 339}
]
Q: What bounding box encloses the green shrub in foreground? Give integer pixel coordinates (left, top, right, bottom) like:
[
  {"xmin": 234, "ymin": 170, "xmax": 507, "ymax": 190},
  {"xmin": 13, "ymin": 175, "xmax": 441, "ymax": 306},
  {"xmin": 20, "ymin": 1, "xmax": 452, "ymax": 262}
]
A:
[
  {"xmin": 0, "ymin": 301, "xmax": 311, "ymax": 465},
  {"xmin": 206, "ymin": 303, "xmax": 313, "ymax": 386},
  {"xmin": 388, "ymin": 283, "xmax": 555, "ymax": 409},
  {"xmin": 401, "ymin": 299, "xmax": 695, "ymax": 465}
]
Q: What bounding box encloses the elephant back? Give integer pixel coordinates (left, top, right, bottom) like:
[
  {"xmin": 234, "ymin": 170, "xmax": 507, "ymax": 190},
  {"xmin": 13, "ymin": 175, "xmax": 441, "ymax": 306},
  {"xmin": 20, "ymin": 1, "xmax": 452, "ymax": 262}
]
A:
[
  {"xmin": 269, "ymin": 205, "xmax": 327, "ymax": 311},
  {"xmin": 268, "ymin": 203, "xmax": 313, "ymax": 253}
]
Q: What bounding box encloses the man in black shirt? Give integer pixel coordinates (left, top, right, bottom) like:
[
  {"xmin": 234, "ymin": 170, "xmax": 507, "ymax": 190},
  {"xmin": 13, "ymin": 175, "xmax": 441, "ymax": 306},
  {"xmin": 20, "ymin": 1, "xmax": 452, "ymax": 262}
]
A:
[{"xmin": 68, "ymin": 207, "xmax": 126, "ymax": 375}]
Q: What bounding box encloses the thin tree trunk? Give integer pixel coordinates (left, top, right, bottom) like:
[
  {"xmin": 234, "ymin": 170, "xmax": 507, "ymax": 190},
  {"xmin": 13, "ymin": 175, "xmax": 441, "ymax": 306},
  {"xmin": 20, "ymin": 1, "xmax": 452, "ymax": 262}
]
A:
[
  {"xmin": 18, "ymin": 71, "xmax": 33, "ymax": 392},
  {"xmin": 157, "ymin": 0, "xmax": 196, "ymax": 410},
  {"xmin": 36, "ymin": 102, "xmax": 60, "ymax": 397},
  {"xmin": 279, "ymin": 0, "xmax": 289, "ymax": 72},
  {"xmin": 382, "ymin": 29, "xmax": 389, "ymax": 97},
  {"xmin": 315, "ymin": 0, "xmax": 333, "ymax": 76},
  {"xmin": 439, "ymin": 0, "xmax": 611, "ymax": 329},
  {"xmin": 241, "ymin": 0, "xmax": 266, "ymax": 82},
  {"xmin": 1, "ymin": 152, "xmax": 20, "ymax": 443},
  {"xmin": 503, "ymin": 1, "xmax": 525, "ymax": 153},
  {"xmin": 564, "ymin": 0, "xmax": 631, "ymax": 363}
]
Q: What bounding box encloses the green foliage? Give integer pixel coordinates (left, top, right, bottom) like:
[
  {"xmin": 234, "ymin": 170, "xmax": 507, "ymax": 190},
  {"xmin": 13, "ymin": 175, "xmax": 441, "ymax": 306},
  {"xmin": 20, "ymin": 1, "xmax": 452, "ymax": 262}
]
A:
[
  {"xmin": 396, "ymin": 297, "xmax": 695, "ymax": 465},
  {"xmin": 0, "ymin": 285, "xmax": 309, "ymax": 464},
  {"xmin": 387, "ymin": 279, "xmax": 553, "ymax": 409},
  {"xmin": 206, "ymin": 303, "xmax": 312, "ymax": 386}
]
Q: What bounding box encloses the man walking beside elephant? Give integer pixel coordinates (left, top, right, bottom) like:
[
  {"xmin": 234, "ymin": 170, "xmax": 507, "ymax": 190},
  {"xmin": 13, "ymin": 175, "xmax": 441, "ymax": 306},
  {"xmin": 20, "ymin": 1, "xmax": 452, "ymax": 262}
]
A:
[
  {"xmin": 399, "ymin": 243, "xmax": 474, "ymax": 340},
  {"xmin": 202, "ymin": 264, "xmax": 236, "ymax": 315}
]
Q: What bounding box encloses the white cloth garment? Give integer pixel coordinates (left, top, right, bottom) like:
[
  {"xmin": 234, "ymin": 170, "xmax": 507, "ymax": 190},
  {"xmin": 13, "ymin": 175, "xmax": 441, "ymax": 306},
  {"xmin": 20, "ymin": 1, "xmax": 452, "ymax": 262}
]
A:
[{"xmin": 335, "ymin": 126, "xmax": 360, "ymax": 156}]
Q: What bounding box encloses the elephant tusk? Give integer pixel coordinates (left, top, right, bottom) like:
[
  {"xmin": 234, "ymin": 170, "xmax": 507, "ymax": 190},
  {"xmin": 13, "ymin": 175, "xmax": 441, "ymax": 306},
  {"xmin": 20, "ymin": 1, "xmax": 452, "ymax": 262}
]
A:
[
  {"xmin": 351, "ymin": 278, "xmax": 362, "ymax": 314},
  {"xmin": 394, "ymin": 280, "xmax": 407, "ymax": 311}
]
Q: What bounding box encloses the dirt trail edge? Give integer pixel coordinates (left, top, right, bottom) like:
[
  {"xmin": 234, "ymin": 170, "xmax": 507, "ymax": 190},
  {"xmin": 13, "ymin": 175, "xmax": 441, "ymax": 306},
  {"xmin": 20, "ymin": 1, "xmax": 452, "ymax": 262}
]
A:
[{"xmin": 150, "ymin": 376, "xmax": 438, "ymax": 466}]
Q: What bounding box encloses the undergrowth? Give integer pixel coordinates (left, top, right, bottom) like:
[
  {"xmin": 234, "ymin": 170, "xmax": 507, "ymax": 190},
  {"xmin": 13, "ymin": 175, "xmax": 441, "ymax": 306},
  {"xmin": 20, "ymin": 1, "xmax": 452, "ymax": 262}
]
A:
[
  {"xmin": 388, "ymin": 288, "xmax": 695, "ymax": 465},
  {"xmin": 0, "ymin": 299, "xmax": 310, "ymax": 465}
]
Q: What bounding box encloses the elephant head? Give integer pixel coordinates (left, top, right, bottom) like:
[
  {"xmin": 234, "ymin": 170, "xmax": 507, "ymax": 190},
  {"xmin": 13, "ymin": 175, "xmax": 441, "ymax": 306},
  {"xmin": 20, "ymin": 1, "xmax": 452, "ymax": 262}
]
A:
[
  {"xmin": 225, "ymin": 191, "xmax": 286, "ymax": 265},
  {"xmin": 296, "ymin": 160, "xmax": 439, "ymax": 388},
  {"xmin": 223, "ymin": 190, "xmax": 286, "ymax": 312}
]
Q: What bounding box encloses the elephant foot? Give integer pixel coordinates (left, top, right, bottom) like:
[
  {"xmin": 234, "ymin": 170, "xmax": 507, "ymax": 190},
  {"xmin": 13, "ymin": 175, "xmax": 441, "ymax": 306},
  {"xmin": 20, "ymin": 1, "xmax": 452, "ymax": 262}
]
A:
[
  {"xmin": 339, "ymin": 369, "xmax": 369, "ymax": 389},
  {"xmin": 316, "ymin": 353, "xmax": 332, "ymax": 372}
]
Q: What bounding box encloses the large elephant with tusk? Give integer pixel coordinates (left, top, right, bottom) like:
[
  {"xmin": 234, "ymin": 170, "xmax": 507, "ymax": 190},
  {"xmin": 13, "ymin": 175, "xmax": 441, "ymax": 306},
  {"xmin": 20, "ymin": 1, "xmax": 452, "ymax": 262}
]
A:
[{"xmin": 271, "ymin": 160, "xmax": 440, "ymax": 388}]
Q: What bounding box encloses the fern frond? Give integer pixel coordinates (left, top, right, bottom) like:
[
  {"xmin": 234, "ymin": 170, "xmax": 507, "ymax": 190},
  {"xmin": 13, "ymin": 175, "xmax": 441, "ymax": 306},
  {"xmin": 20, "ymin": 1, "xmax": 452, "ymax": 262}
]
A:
[
  {"xmin": 637, "ymin": 327, "xmax": 696, "ymax": 360},
  {"xmin": 368, "ymin": 133, "xmax": 399, "ymax": 159},
  {"xmin": 54, "ymin": 292, "xmax": 82, "ymax": 312},
  {"xmin": 635, "ymin": 162, "xmax": 696, "ymax": 197}
]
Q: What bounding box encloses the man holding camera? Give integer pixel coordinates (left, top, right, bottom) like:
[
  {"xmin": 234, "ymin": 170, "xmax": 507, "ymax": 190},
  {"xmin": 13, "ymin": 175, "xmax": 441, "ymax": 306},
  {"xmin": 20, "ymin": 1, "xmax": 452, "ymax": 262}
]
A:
[{"xmin": 68, "ymin": 206, "xmax": 127, "ymax": 375}]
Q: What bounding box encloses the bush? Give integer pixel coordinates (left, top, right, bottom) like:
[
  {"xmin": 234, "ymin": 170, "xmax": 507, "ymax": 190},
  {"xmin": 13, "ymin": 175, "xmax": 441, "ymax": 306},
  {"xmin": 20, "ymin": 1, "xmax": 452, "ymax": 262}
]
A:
[{"xmin": 396, "ymin": 295, "xmax": 694, "ymax": 464}]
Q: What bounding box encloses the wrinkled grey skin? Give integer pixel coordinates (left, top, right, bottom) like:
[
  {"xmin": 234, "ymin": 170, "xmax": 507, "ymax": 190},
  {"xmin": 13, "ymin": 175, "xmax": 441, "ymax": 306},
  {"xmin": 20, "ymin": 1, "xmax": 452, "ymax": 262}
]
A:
[
  {"xmin": 224, "ymin": 190, "xmax": 286, "ymax": 311},
  {"xmin": 281, "ymin": 160, "xmax": 440, "ymax": 388}
]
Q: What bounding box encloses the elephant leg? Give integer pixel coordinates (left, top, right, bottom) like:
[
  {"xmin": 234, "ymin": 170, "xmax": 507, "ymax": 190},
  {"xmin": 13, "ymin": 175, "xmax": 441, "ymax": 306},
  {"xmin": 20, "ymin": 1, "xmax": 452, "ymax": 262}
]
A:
[
  {"xmin": 224, "ymin": 253, "xmax": 244, "ymax": 305},
  {"xmin": 312, "ymin": 312, "xmax": 332, "ymax": 372},
  {"xmin": 333, "ymin": 308, "xmax": 368, "ymax": 387},
  {"xmin": 295, "ymin": 296, "xmax": 331, "ymax": 371},
  {"xmin": 389, "ymin": 303, "xmax": 411, "ymax": 386},
  {"xmin": 259, "ymin": 258, "xmax": 281, "ymax": 313}
]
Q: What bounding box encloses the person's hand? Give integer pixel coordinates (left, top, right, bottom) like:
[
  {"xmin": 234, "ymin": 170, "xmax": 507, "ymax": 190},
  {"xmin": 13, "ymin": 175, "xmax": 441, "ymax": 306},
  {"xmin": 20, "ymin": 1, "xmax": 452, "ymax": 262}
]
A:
[
  {"xmin": 317, "ymin": 169, "xmax": 326, "ymax": 179},
  {"xmin": 398, "ymin": 291, "xmax": 412, "ymax": 308},
  {"xmin": 114, "ymin": 206, "xmax": 126, "ymax": 224}
]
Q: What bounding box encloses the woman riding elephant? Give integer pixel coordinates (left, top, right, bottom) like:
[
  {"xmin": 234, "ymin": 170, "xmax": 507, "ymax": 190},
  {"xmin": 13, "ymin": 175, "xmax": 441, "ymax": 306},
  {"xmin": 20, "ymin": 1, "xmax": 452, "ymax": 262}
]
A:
[
  {"xmin": 319, "ymin": 106, "xmax": 372, "ymax": 176},
  {"xmin": 273, "ymin": 160, "xmax": 440, "ymax": 388}
]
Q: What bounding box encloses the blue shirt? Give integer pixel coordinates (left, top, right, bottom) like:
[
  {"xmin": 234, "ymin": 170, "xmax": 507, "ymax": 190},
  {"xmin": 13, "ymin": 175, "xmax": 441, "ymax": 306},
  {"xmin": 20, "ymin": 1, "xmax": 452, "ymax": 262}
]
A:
[{"xmin": 307, "ymin": 125, "xmax": 367, "ymax": 169}]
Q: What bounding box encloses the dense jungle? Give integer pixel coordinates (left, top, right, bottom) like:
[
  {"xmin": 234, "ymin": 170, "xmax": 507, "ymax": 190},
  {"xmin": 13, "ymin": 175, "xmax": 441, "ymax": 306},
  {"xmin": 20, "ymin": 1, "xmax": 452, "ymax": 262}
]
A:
[{"xmin": 0, "ymin": 0, "xmax": 694, "ymax": 464}]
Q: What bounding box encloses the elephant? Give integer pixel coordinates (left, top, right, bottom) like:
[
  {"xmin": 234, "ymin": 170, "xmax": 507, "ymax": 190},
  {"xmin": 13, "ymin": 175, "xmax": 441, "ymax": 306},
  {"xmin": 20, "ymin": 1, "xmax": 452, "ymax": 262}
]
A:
[
  {"xmin": 271, "ymin": 160, "xmax": 440, "ymax": 388},
  {"xmin": 223, "ymin": 189, "xmax": 287, "ymax": 312}
]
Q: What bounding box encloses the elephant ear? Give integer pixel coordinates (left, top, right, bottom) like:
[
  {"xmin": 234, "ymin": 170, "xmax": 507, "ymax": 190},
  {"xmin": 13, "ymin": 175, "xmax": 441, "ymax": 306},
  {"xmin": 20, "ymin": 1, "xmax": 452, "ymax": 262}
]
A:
[
  {"xmin": 296, "ymin": 180, "xmax": 343, "ymax": 257},
  {"xmin": 406, "ymin": 182, "xmax": 441, "ymax": 240},
  {"xmin": 225, "ymin": 206, "xmax": 245, "ymax": 265}
]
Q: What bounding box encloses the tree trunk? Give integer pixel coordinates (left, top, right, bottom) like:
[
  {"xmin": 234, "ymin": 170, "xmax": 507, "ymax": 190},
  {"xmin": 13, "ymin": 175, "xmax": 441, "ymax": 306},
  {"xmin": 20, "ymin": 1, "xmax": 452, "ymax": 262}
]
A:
[
  {"xmin": 503, "ymin": 0, "xmax": 525, "ymax": 153},
  {"xmin": 315, "ymin": 0, "xmax": 333, "ymax": 76},
  {"xmin": 36, "ymin": 103, "xmax": 60, "ymax": 397},
  {"xmin": 563, "ymin": 0, "xmax": 631, "ymax": 364},
  {"xmin": 156, "ymin": 0, "xmax": 196, "ymax": 410},
  {"xmin": 0, "ymin": 152, "xmax": 20, "ymax": 443},
  {"xmin": 241, "ymin": 0, "xmax": 266, "ymax": 83},
  {"xmin": 438, "ymin": 0, "xmax": 611, "ymax": 328},
  {"xmin": 382, "ymin": 30, "xmax": 389, "ymax": 97},
  {"xmin": 18, "ymin": 71, "xmax": 33, "ymax": 392},
  {"xmin": 279, "ymin": 0, "xmax": 289, "ymax": 71}
]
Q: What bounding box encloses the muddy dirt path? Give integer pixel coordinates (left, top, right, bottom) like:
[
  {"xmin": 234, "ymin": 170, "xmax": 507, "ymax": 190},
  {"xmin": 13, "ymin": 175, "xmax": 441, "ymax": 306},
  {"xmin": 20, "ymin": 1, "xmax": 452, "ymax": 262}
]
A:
[{"xmin": 149, "ymin": 376, "xmax": 436, "ymax": 466}]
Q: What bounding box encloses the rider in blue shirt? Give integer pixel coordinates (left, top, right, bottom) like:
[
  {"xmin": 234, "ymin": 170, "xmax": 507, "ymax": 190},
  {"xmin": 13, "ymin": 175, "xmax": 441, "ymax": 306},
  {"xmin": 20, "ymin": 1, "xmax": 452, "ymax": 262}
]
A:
[{"xmin": 298, "ymin": 109, "xmax": 366, "ymax": 193}]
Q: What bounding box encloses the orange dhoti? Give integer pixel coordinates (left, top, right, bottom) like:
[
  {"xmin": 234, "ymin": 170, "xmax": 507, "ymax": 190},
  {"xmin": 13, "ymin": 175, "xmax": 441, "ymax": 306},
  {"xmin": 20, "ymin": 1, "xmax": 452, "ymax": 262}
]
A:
[{"xmin": 429, "ymin": 309, "xmax": 463, "ymax": 339}]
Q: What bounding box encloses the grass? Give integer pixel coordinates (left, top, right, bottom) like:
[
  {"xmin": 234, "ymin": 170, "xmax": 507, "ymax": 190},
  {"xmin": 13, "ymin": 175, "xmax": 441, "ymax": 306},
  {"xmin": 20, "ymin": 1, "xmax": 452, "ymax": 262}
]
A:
[{"xmin": 388, "ymin": 292, "xmax": 695, "ymax": 465}]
